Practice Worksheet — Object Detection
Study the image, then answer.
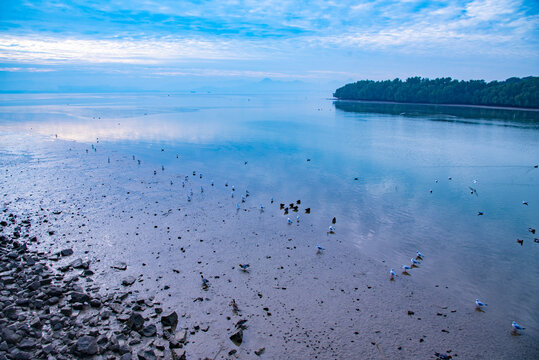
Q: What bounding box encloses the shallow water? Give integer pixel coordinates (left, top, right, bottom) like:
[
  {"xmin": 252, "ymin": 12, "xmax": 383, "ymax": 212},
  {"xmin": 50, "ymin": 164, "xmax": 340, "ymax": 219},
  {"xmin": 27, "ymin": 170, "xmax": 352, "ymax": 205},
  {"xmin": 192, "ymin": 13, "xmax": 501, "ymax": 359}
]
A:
[{"xmin": 1, "ymin": 91, "xmax": 538, "ymax": 339}]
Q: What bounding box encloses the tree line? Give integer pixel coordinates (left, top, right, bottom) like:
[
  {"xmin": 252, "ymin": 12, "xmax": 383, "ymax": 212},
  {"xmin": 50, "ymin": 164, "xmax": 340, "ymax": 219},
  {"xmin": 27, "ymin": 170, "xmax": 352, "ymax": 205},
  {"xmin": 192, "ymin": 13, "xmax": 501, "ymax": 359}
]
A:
[{"xmin": 333, "ymin": 77, "xmax": 539, "ymax": 109}]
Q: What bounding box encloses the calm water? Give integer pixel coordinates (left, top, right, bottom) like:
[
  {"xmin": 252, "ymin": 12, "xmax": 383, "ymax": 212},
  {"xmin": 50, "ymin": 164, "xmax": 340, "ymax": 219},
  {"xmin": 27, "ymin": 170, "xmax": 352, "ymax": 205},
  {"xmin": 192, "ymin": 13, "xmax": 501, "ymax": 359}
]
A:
[{"xmin": 1, "ymin": 92, "xmax": 538, "ymax": 332}]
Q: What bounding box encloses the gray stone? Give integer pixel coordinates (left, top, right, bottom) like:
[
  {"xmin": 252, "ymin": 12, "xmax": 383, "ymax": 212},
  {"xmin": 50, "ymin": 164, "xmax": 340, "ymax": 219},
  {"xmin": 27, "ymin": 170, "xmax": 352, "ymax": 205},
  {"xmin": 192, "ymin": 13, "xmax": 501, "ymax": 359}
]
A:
[
  {"xmin": 137, "ymin": 349, "xmax": 156, "ymax": 360},
  {"xmin": 141, "ymin": 324, "xmax": 156, "ymax": 337},
  {"xmin": 60, "ymin": 249, "xmax": 73, "ymax": 256},
  {"xmin": 76, "ymin": 335, "xmax": 98, "ymax": 356},
  {"xmin": 161, "ymin": 311, "xmax": 178, "ymax": 330},
  {"xmin": 127, "ymin": 313, "xmax": 144, "ymax": 331},
  {"xmin": 122, "ymin": 276, "xmax": 136, "ymax": 286}
]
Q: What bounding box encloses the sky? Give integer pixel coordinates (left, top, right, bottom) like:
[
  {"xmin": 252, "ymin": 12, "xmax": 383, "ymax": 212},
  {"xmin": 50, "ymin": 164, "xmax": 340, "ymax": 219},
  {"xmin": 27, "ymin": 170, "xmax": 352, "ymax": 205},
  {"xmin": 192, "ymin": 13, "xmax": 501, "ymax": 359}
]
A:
[{"xmin": 0, "ymin": 0, "xmax": 538, "ymax": 92}]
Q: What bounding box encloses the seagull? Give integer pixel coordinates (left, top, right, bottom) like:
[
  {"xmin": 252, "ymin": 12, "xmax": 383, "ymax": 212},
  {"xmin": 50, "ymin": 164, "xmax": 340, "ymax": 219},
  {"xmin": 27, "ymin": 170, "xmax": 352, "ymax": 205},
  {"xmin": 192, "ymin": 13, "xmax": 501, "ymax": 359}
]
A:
[
  {"xmin": 201, "ymin": 275, "xmax": 209, "ymax": 290},
  {"xmin": 187, "ymin": 195, "xmax": 191, "ymax": 202},
  {"xmin": 416, "ymin": 251, "xmax": 423, "ymax": 259},
  {"xmin": 225, "ymin": 182, "xmax": 228, "ymax": 187},
  {"xmin": 138, "ymin": 160, "xmax": 141, "ymax": 165},
  {"xmin": 190, "ymin": 189, "xmax": 193, "ymax": 196},
  {"xmin": 402, "ymin": 265, "xmax": 411, "ymax": 273},
  {"xmin": 246, "ymin": 190, "xmax": 250, "ymax": 196},
  {"xmin": 475, "ymin": 299, "xmax": 487, "ymax": 309},
  {"xmin": 305, "ymin": 208, "xmax": 311, "ymax": 214},
  {"xmin": 236, "ymin": 203, "xmax": 240, "ymax": 210},
  {"xmin": 162, "ymin": 165, "xmax": 165, "ymax": 171},
  {"xmin": 512, "ymin": 321, "xmax": 525, "ymax": 333},
  {"xmin": 529, "ymin": 228, "xmax": 535, "ymax": 234},
  {"xmin": 200, "ymin": 186, "xmax": 204, "ymax": 193},
  {"xmin": 329, "ymin": 226, "xmax": 335, "ymax": 233},
  {"xmin": 287, "ymin": 218, "xmax": 292, "ymax": 224},
  {"xmin": 522, "ymin": 201, "xmax": 528, "ymax": 206},
  {"xmin": 390, "ymin": 268, "xmax": 396, "ymax": 280},
  {"xmin": 182, "ymin": 181, "xmax": 185, "ymax": 187},
  {"xmin": 232, "ymin": 186, "xmax": 235, "ymax": 191},
  {"xmin": 260, "ymin": 204, "xmax": 264, "ymax": 211},
  {"xmin": 411, "ymin": 258, "xmax": 420, "ymax": 266},
  {"xmin": 296, "ymin": 215, "xmax": 300, "ymax": 222},
  {"xmin": 316, "ymin": 245, "xmax": 325, "ymax": 253},
  {"xmin": 231, "ymin": 192, "xmax": 234, "ymax": 198},
  {"xmin": 473, "ymin": 179, "xmax": 478, "ymax": 184},
  {"xmin": 271, "ymin": 197, "xmax": 274, "ymax": 203},
  {"xmin": 477, "ymin": 211, "xmax": 484, "ymax": 216},
  {"xmin": 211, "ymin": 180, "xmax": 214, "ymax": 186},
  {"xmin": 153, "ymin": 170, "xmax": 157, "ymax": 175},
  {"xmin": 241, "ymin": 195, "xmax": 245, "ymax": 203},
  {"xmin": 239, "ymin": 264, "xmax": 250, "ymax": 272},
  {"xmin": 517, "ymin": 239, "xmax": 523, "ymax": 246}
]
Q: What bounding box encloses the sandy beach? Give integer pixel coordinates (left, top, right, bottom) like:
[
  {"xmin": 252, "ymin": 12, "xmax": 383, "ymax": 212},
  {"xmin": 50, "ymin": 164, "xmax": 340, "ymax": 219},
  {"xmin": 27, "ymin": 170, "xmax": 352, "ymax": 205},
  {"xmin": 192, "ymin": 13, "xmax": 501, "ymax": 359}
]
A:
[{"xmin": 1, "ymin": 129, "xmax": 537, "ymax": 360}]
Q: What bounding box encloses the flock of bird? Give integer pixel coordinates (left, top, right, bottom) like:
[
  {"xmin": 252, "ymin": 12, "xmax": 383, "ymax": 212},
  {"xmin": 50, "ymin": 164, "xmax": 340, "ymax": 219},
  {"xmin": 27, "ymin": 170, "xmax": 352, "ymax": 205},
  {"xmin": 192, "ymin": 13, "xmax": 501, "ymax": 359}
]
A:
[{"xmin": 122, "ymin": 149, "xmax": 532, "ymax": 336}]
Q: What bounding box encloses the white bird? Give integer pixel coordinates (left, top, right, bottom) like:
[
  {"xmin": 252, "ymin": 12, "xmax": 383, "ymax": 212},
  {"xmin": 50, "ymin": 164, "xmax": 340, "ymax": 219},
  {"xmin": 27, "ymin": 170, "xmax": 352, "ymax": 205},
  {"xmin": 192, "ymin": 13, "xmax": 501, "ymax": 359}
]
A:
[
  {"xmin": 231, "ymin": 192, "xmax": 234, "ymax": 198},
  {"xmin": 181, "ymin": 180, "xmax": 185, "ymax": 187},
  {"xmin": 187, "ymin": 195, "xmax": 191, "ymax": 202},
  {"xmin": 260, "ymin": 204, "xmax": 264, "ymax": 211},
  {"xmin": 402, "ymin": 265, "xmax": 411, "ymax": 273},
  {"xmin": 287, "ymin": 218, "xmax": 292, "ymax": 224},
  {"xmin": 411, "ymin": 258, "xmax": 420, "ymax": 266},
  {"xmin": 190, "ymin": 189, "xmax": 193, "ymax": 196},
  {"xmin": 236, "ymin": 203, "xmax": 240, "ymax": 210},
  {"xmin": 316, "ymin": 245, "xmax": 325, "ymax": 253},
  {"xmin": 241, "ymin": 195, "xmax": 245, "ymax": 203},
  {"xmin": 329, "ymin": 226, "xmax": 335, "ymax": 233},
  {"xmin": 296, "ymin": 215, "xmax": 300, "ymax": 222},
  {"xmin": 200, "ymin": 186, "xmax": 204, "ymax": 193},
  {"xmin": 390, "ymin": 268, "xmax": 396, "ymax": 279},
  {"xmin": 512, "ymin": 321, "xmax": 525, "ymax": 332},
  {"xmin": 211, "ymin": 180, "xmax": 214, "ymax": 186},
  {"xmin": 416, "ymin": 251, "xmax": 423, "ymax": 259},
  {"xmin": 522, "ymin": 201, "xmax": 528, "ymax": 205},
  {"xmin": 246, "ymin": 190, "xmax": 250, "ymax": 196},
  {"xmin": 473, "ymin": 179, "xmax": 478, "ymax": 184},
  {"xmin": 475, "ymin": 299, "xmax": 487, "ymax": 309},
  {"xmin": 232, "ymin": 186, "xmax": 235, "ymax": 191},
  {"xmin": 271, "ymin": 197, "xmax": 274, "ymax": 203}
]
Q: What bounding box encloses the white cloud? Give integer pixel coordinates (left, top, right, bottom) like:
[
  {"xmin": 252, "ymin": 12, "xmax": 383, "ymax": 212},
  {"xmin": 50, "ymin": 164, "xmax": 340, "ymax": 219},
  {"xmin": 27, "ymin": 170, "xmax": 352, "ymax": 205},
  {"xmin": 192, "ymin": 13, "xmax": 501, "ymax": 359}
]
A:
[{"xmin": 0, "ymin": 35, "xmax": 259, "ymax": 64}]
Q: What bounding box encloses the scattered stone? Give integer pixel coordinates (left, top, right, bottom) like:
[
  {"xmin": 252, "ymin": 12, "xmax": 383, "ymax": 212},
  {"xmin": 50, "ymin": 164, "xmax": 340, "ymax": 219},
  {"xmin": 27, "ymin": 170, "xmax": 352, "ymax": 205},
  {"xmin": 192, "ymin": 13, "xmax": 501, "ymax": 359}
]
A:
[
  {"xmin": 127, "ymin": 312, "xmax": 145, "ymax": 331},
  {"xmin": 161, "ymin": 311, "xmax": 178, "ymax": 330},
  {"xmin": 230, "ymin": 329, "xmax": 243, "ymax": 346},
  {"xmin": 60, "ymin": 248, "xmax": 73, "ymax": 256},
  {"xmin": 122, "ymin": 276, "xmax": 136, "ymax": 286},
  {"xmin": 76, "ymin": 336, "xmax": 98, "ymax": 356}
]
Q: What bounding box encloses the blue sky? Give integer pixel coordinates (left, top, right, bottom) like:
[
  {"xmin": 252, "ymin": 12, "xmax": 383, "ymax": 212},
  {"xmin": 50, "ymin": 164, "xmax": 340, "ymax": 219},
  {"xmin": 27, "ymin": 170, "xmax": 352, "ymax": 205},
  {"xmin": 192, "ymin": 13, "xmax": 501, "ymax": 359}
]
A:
[{"xmin": 0, "ymin": 0, "xmax": 538, "ymax": 92}]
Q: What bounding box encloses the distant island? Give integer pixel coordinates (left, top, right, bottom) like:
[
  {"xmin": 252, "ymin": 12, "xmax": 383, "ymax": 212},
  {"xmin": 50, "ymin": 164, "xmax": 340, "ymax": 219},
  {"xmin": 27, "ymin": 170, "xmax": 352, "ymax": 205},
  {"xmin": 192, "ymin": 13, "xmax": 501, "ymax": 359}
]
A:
[{"xmin": 333, "ymin": 77, "xmax": 539, "ymax": 109}]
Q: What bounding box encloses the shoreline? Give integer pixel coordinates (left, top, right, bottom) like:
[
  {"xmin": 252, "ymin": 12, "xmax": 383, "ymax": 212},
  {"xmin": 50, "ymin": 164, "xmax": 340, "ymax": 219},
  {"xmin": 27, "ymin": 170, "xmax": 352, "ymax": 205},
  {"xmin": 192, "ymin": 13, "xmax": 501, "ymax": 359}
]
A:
[
  {"xmin": 1, "ymin": 132, "xmax": 538, "ymax": 359},
  {"xmin": 331, "ymin": 98, "xmax": 539, "ymax": 113}
]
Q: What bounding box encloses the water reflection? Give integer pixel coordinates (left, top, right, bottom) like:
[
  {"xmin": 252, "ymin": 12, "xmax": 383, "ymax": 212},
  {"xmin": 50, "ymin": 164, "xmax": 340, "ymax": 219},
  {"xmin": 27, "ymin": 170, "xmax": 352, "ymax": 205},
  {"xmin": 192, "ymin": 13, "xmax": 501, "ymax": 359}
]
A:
[
  {"xmin": 334, "ymin": 100, "xmax": 539, "ymax": 126},
  {"xmin": 1, "ymin": 92, "xmax": 538, "ymax": 334}
]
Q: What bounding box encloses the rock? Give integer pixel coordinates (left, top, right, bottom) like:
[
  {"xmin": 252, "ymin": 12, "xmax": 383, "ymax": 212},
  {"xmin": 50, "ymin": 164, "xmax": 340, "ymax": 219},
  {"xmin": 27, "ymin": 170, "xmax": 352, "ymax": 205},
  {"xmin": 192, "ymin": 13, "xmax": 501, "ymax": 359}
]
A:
[
  {"xmin": 60, "ymin": 248, "xmax": 73, "ymax": 256},
  {"xmin": 70, "ymin": 258, "xmax": 83, "ymax": 268},
  {"xmin": 127, "ymin": 313, "xmax": 145, "ymax": 331},
  {"xmin": 255, "ymin": 347, "xmax": 265, "ymax": 356},
  {"xmin": 141, "ymin": 324, "xmax": 156, "ymax": 337},
  {"xmin": 122, "ymin": 276, "xmax": 136, "ymax": 286},
  {"xmin": 90, "ymin": 298, "xmax": 102, "ymax": 308},
  {"xmin": 171, "ymin": 349, "xmax": 186, "ymax": 360},
  {"xmin": 76, "ymin": 335, "xmax": 98, "ymax": 356},
  {"xmin": 10, "ymin": 349, "xmax": 32, "ymax": 360},
  {"xmin": 229, "ymin": 329, "xmax": 243, "ymax": 346},
  {"xmin": 70, "ymin": 292, "xmax": 90, "ymax": 303},
  {"xmin": 137, "ymin": 349, "xmax": 156, "ymax": 360},
  {"xmin": 17, "ymin": 339, "xmax": 36, "ymax": 350},
  {"xmin": 161, "ymin": 311, "xmax": 178, "ymax": 330},
  {"xmin": 2, "ymin": 328, "xmax": 21, "ymax": 344},
  {"xmin": 120, "ymin": 354, "xmax": 132, "ymax": 360},
  {"xmin": 112, "ymin": 262, "xmax": 127, "ymax": 271}
]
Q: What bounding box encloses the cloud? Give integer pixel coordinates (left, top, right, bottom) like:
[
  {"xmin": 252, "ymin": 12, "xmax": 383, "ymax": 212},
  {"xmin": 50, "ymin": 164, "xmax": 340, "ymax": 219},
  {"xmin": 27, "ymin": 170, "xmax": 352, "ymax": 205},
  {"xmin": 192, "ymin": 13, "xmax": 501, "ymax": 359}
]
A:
[
  {"xmin": 0, "ymin": 67, "xmax": 55, "ymax": 72},
  {"xmin": 0, "ymin": 35, "xmax": 258, "ymax": 64}
]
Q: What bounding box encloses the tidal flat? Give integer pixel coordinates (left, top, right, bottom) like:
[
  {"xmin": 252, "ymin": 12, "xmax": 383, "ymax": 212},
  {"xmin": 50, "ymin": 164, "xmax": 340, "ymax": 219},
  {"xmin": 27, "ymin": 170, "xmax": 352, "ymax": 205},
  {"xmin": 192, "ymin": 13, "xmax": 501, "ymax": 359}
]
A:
[{"xmin": 0, "ymin": 92, "xmax": 538, "ymax": 359}]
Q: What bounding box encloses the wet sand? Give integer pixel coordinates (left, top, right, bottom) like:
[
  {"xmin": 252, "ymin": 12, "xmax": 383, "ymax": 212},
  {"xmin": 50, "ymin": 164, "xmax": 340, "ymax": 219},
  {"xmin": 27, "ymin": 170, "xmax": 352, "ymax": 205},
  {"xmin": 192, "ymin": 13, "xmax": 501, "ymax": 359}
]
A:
[{"xmin": 1, "ymin": 132, "xmax": 538, "ymax": 359}]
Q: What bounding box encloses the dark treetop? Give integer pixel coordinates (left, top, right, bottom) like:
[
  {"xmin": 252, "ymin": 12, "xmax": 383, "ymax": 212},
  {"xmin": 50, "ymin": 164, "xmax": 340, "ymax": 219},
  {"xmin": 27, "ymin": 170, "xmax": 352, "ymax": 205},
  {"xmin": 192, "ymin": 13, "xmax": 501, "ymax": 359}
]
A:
[{"xmin": 333, "ymin": 77, "xmax": 539, "ymax": 109}]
